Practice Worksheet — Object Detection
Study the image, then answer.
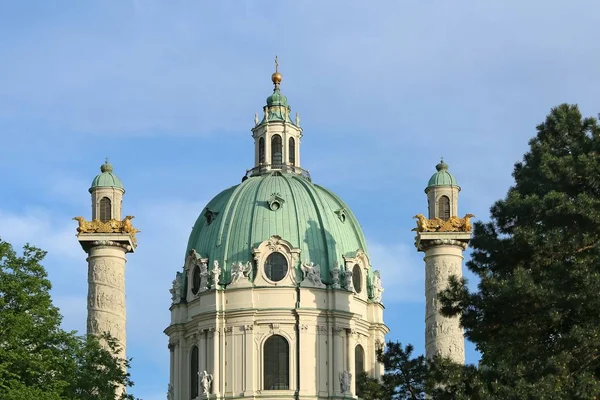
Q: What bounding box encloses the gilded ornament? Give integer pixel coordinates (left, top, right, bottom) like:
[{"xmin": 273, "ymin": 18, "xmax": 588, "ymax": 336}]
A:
[
  {"xmin": 412, "ymin": 213, "xmax": 475, "ymax": 233},
  {"xmin": 73, "ymin": 215, "xmax": 141, "ymax": 244}
]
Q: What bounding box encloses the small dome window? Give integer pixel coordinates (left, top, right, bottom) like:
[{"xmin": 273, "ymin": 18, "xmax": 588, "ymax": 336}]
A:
[
  {"xmin": 264, "ymin": 252, "xmax": 288, "ymax": 282},
  {"xmin": 99, "ymin": 197, "xmax": 112, "ymax": 222},
  {"xmin": 271, "ymin": 134, "xmax": 282, "ymax": 167},
  {"xmin": 335, "ymin": 209, "xmax": 347, "ymax": 223},
  {"xmin": 438, "ymin": 196, "xmax": 450, "ymax": 221},
  {"xmin": 259, "ymin": 137, "xmax": 265, "ymax": 164},
  {"xmin": 268, "ymin": 193, "xmax": 285, "ymax": 212},
  {"xmin": 204, "ymin": 208, "xmax": 219, "ymax": 225},
  {"xmin": 191, "ymin": 265, "xmax": 201, "ymax": 295},
  {"xmin": 352, "ymin": 264, "xmax": 362, "ymax": 293},
  {"xmin": 288, "ymin": 137, "xmax": 296, "ymax": 166}
]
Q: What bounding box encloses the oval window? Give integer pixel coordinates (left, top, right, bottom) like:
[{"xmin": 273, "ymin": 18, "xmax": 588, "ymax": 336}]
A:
[
  {"xmin": 352, "ymin": 264, "xmax": 362, "ymax": 293},
  {"xmin": 264, "ymin": 252, "xmax": 288, "ymax": 282},
  {"xmin": 191, "ymin": 265, "xmax": 201, "ymax": 295}
]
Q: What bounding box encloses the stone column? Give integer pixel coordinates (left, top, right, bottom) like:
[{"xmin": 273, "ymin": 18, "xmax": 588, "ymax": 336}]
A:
[
  {"xmin": 210, "ymin": 327, "xmax": 220, "ymax": 397},
  {"xmin": 86, "ymin": 244, "xmax": 127, "ymax": 358},
  {"xmin": 421, "ymin": 238, "xmax": 469, "ymax": 363},
  {"xmin": 346, "ymin": 329, "xmax": 355, "ymax": 397},
  {"xmin": 333, "ymin": 327, "xmax": 345, "ymax": 395},
  {"xmin": 243, "ymin": 325, "xmax": 255, "ymax": 395}
]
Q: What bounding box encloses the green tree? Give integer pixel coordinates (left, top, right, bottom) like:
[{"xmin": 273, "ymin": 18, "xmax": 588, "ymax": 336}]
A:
[
  {"xmin": 438, "ymin": 104, "xmax": 600, "ymax": 398},
  {"xmin": 0, "ymin": 238, "xmax": 137, "ymax": 400}
]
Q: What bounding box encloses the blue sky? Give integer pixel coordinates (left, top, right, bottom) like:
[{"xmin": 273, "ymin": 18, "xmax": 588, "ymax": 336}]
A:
[{"xmin": 1, "ymin": 1, "xmax": 599, "ymax": 398}]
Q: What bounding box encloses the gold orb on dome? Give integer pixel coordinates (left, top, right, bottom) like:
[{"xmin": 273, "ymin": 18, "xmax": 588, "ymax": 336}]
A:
[{"xmin": 271, "ymin": 72, "xmax": 282, "ymax": 84}]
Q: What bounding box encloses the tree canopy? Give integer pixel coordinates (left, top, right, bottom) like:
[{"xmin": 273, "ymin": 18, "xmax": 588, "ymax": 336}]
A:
[
  {"xmin": 0, "ymin": 238, "xmax": 137, "ymax": 400},
  {"xmin": 366, "ymin": 104, "xmax": 600, "ymax": 399}
]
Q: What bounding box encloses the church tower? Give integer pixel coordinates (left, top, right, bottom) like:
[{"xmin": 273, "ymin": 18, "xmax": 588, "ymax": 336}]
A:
[
  {"xmin": 414, "ymin": 159, "xmax": 473, "ymax": 363},
  {"xmin": 74, "ymin": 160, "xmax": 139, "ymax": 361},
  {"xmin": 165, "ymin": 61, "xmax": 387, "ymax": 400}
]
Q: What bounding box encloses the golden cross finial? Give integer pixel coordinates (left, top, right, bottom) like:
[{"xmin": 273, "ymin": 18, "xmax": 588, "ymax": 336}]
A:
[{"xmin": 275, "ymin": 55, "xmax": 279, "ymax": 72}]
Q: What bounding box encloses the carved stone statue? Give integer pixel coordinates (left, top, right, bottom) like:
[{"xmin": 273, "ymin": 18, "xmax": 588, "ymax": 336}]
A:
[
  {"xmin": 200, "ymin": 370, "xmax": 213, "ymax": 396},
  {"xmin": 254, "ymin": 112, "xmax": 259, "ymax": 126},
  {"xmin": 412, "ymin": 213, "xmax": 475, "ymax": 233},
  {"xmin": 331, "ymin": 262, "xmax": 341, "ymax": 289},
  {"xmin": 372, "ymin": 270, "xmax": 384, "ymax": 303},
  {"xmin": 295, "ymin": 112, "xmax": 300, "ymax": 126},
  {"xmin": 230, "ymin": 261, "xmax": 251, "ymax": 285},
  {"xmin": 301, "ymin": 261, "xmax": 324, "ymax": 287},
  {"xmin": 170, "ymin": 272, "xmax": 183, "ymax": 304},
  {"xmin": 211, "ymin": 261, "xmax": 222, "ymax": 289},
  {"xmin": 339, "ymin": 370, "xmax": 352, "ymax": 394},
  {"xmin": 200, "ymin": 261, "xmax": 209, "ymax": 292},
  {"xmin": 343, "ymin": 267, "xmax": 354, "ymax": 292},
  {"xmin": 166, "ymin": 383, "xmax": 174, "ymax": 400}
]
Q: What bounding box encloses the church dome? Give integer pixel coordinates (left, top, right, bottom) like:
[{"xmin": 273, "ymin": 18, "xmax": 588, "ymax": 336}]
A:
[
  {"xmin": 186, "ymin": 171, "xmax": 369, "ymax": 279},
  {"xmin": 426, "ymin": 159, "xmax": 459, "ymax": 191},
  {"xmin": 89, "ymin": 160, "xmax": 124, "ymax": 193}
]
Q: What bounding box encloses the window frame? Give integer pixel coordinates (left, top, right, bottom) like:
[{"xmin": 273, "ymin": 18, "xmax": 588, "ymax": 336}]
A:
[
  {"xmin": 438, "ymin": 195, "xmax": 451, "ymax": 220},
  {"xmin": 99, "ymin": 197, "xmax": 112, "ymax": 222},
  {"xmin": 271, "ymin": 134, "xmax": 283, "ymax": 167},
  {"xmin": 263, "ymin": 334, "xmax": 290, "ymax": 391},
  {"xmin": 190, "ymin": 345, "xmax": 199, "ymax": 398},
  {"xmin": 288, "ymin": 137, "xmax": 295, "ymax": 166}
]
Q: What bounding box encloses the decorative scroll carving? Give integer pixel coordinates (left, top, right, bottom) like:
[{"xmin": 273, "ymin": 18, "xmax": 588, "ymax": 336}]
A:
[
  {"xmin": 270, "ymin": 323, "xmax": 280, "ymax": 330},
  {"xmin": 224, "ymin": 326, "xmax": 233, "ymax": 333},
  {"xmin": 332, "ymin": 326, "xmax": 344, "ymax": 334},
  {"xmin": 339, "ymin": 370, "xmax": 352, "ymax": 394},
  {"xmin": 91, "ymin": 240, "xmax": 131, "ymax": 251},
  {"xmin": 300, "ymin": 324, "xmax": 308, "ymax": 331},
  {"xmin": 243, "ymin": 324, "xmax": 254, "ymax": 331},
  {"xmin": 371, "ymin": 270, "xmax": 384, "ymax": 303},
  {"xmin": 73, "ymin": 215, "xmax": 141, "ymax": 244},
  {"xmin": 412, "ymin": 213, "xmax": 475, "ymax": 233},
  {"xmin": 300, "ymin": 261, "xmax": 325, "ymax": 288}
]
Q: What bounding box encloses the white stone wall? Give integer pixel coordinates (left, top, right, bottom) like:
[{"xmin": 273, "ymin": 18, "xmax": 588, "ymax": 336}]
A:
[
  {"xmin": 91, "ymin": 187, "xmax": 124, "ymax": 221},
  {"xmin": 166, "ymin": 286, "xmax": 387, "ymax": 400},
  {"xmin": 86, "ymin": 245, "xmax": 128, "ymax": 358},
  {"xmin": 423, "ymin": 244, "xmax": 465, "ymax": 363}
]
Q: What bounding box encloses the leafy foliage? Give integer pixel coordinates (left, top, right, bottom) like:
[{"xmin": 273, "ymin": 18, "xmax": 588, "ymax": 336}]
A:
[
  {"xmin": 0, "ymin": 238, "xmax": 137, "ymax": 400},
  {"xmin": 437, "ymin": 104, "xmax": 600, "ymax": 398},
  {"xmin": 367, "ymin": 105, "xmax": 600, "ymax": 399}
]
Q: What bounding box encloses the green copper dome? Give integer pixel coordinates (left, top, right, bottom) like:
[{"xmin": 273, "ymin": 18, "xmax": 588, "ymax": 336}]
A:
[
  {"xmin": 426, "ymin": 159, "xmax": 459, "ymax": 190},
  {"xmin": 266, "ymin": 88, "xmax": 289, "ymax": 107},
  {"xmin": 186, "ymin": 172, "xmax": 370, "ymax": 281},
  {"xmin": 89, "ymin": 160, "xmax": 124, "ymax": 193}
]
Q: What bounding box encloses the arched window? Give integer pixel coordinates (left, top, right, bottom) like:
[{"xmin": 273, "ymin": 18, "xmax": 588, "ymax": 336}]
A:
[
  {"xmin": 355, "ymin": 345, "xmax": 365, "ymax": 396},
  {"xmin": 191, "ymin": 345, "xmax": 199, "ymax": 398},
  {"xmin": 264, "ymin": 252, "xmax": 288, "ymax": 282},
  {"xmin": 438, "ymin": 196, "xmax": 450, "ymax": 221},
  {"xmin": 259, "ymin": 137, "xmax": 265, "ymax": 164},
  {"xmin": 264, "ymin": 335, "xmax": 289, "ymax": 390},
  {"xmin": 288, "ymin": 137, "xmax": 295, "ymax": 166},
  {"xmin": 352, "ymin": 264, "xmax": 362, "ymax": 293},
  {"xmin": 191, "ymin": 265, "xmax": 201, "ymax": 295},
  {"xmin": 99, "ymin": 197, "xmax": 111, "ymax": 222},
  {"xmin": 271, "ymin": 135, "xmax": 282, "ymax": 167}
]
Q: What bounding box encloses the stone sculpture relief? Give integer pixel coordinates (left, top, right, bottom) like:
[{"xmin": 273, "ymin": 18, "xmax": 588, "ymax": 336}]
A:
[
  {"xmin": 230, "ymin": 261, "xmax": 252, "ymax": 285},
  {"xmin": 339, "ymin": 370, "xmax": 352, "ymax": 394},
  {"xmin": 330, "ymin": 262, "xmax": 341, "ymax": 289},
  {"xmin": 300, "ymin": 261, "xmax": 325, "ymax": 287},
  {"xmin": 170, "ymin": 272, "xmax": 183, "ymax": 304},
  {"xmin": 211, "ymin": 261, "xmax": 222, "ymax": 289},
  {"xmin": 200, "ymin": 370, "xmax": 213, "ymax": 397},
  {"xmin": 88, "ymin": 285, "xmax": 125, "ymax": 312},
  {"xmin": 371, "ymin": 270, "xmax": 384, "ymax": 302},
  {"xmin": 88, "ymin": 258, "xmax": 124, "ymax": 288},
  {"xmin": 343, "ymin": 267, "xmax": 354, "ymax": 292},
  {"xmin": 73, "ymin": 215, "xmax": 141, "ymax": 244},
  {"xmin": 200, "ymin": 261, "xmax": 209, "ymax": 292},
  {"xmin": 166, "ymin": 383, "xmax": 173, "ymax": 400}
]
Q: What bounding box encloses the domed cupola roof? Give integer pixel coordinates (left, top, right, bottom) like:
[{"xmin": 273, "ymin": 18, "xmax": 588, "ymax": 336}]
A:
[
  {"xmin": 187, "ymin": 172, "xmax": 369, "ymax": 281},
  {"xmin": 261, "ymin": 56, "xmax": 293, "ymax": 124},
  {"xmin": 89, "ymin": 159, "xmax": 124, "ymax": 193},
  {"xmin": 426, "ymin": 158, "xmax": 459, "ymax": 191}
]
